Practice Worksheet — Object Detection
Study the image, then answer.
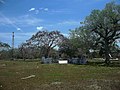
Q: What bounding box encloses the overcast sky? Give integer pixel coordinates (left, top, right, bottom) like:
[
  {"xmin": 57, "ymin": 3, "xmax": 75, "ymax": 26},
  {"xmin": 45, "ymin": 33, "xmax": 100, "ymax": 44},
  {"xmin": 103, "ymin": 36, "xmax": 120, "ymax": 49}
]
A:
[{"xmin": 0, "ymin": 0, "xmax": 119, "ymax": 47}]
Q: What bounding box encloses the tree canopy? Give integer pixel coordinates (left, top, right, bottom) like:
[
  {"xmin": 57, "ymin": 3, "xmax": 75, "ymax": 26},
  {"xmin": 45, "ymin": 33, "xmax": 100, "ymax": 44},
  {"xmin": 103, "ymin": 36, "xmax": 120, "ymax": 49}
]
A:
[
  {"xmin": 27, "ymin": 30, "xmax": 65, "ymax": 58},
  {"xmin": 84, "ymin": 2, "xmax": 120, "ymax": 64},
  {"xmin": 0, "ymin": 42, "xmax": 10, "ymax": 50}
]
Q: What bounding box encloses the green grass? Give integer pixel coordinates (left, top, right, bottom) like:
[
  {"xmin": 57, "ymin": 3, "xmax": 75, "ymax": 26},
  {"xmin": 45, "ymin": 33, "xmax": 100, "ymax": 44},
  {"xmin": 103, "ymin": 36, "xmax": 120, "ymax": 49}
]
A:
[{"xmin": 0, "ymin": 60, "xmax": 120, "ymax": 90}]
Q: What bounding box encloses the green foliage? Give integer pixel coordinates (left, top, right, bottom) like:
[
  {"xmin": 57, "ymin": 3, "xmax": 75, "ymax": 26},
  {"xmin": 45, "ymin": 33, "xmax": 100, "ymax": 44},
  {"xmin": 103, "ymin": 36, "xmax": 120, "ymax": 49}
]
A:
[
  {"xmin": 58, "ymin": 37, "xmax": 76, "ymax": 57},
  {"xmin": 69, "ymin": 26, "xmax": 97, "ymax": 56},
  {"xmin": 0, "ymin": 42, "xmax": 10, "ymax": 49},
  {"xmin": 27, "ymin": 30, "xmax": 65, "ymax": 58},
  {"xmin": 0, "ymin": 42, "xmax": 10, "ymax": 60},
  {"xmin": 84, "ymin": 2, "xmax": 120, "ymax": 64}
]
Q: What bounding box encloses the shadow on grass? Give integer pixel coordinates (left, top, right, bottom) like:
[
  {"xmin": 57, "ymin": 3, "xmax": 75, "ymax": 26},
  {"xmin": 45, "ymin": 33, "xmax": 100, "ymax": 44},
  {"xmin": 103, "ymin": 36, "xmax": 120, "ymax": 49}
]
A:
[{"xmin": 86, "ymin": 61, "xmax": 120, "ymax": 67}]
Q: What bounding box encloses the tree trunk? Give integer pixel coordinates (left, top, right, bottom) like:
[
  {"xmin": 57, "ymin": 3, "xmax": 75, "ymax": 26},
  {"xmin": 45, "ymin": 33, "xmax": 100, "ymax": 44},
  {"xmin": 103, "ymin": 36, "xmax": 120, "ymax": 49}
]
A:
[
  {"xmin": 22, "ymin": 50, "xmax": 25, "ymax": 61},
  {"xmin": 44, "ymin": 47, "xmax": 51, "ymax": 58},
  {"xmin": 104, "ymin": 41, "xmax": 110, "ymax": 65}
]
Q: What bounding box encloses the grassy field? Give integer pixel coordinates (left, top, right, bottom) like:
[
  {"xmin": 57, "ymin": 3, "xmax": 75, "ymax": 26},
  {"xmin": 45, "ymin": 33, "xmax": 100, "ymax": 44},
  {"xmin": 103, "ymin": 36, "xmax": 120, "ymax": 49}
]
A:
[{"xmin": 0, "ymin": 60, "xmax": 120, "ymax": 90}]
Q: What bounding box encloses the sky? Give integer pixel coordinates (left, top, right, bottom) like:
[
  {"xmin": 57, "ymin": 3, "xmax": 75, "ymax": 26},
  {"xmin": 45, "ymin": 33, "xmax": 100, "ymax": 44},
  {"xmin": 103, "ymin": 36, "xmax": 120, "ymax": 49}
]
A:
[{"xmin": 0, "ymin": 0, "xmax": 119, "ymax": 47}]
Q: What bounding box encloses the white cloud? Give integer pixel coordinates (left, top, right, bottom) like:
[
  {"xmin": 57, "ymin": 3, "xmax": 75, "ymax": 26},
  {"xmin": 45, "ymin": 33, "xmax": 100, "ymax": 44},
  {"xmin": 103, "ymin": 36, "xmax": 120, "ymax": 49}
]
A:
[
  {"xmin": 28, "ymin": 7, "xmax": 49, "ymax": 14},
  {"xmin": 17, "ymin": 28, "xmax": 21, "ymax": 31},
  {"xmin": 50, "ymin": 9, "xmax": 71, "ymax": 14},
  {"xmin": 39, "ymin": 8, "xmax": 49, "ymax": 11},
  {"xmin": 0, "ymin": 32, "xmax": 36, "ymax": 47},
  {"xmin": 0, "ymin": 32, "xmax": 36, "ymax": 40},
  {"xmin": 58, "ymin": 20, "xmax": 80, "ymax": 26},
  {"xmin": 39, "ymin": 8, "xmax": 43, "ymax": 10},
  {"xmin": 35, "ymin": 10, "xmax": 39, "ymax": 14},
  {"xmin": 0, "ymin": 13, "xmax": 23, "ymax": 31},
  {"xmin": 44, "ymin": 8, "xmax": 48, "ymax": 11},
  {"xmin": 0, "ymin": 15, "xmax": 43, "ymax": 27},
  {"xmin": 29, "ymin": 8, "xmax": 35, "ymax": 11},
  {"xmin": 0, "ymin": 0, "xmax": 5, "ymax": 4},
  {"xmin": 36, "ymin": 26, "xmax": 44, "ymax": 31},
  {"xmin": 16, "ymin": 15, "xmax": 43, "ymax": 26}
]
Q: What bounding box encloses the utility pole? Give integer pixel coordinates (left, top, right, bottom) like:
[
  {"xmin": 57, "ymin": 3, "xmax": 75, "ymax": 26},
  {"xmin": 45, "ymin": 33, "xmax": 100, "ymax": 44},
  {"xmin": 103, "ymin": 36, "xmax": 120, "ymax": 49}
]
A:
[{"xmin": 12, "ymin": 32, "xmax": 14, "ymax": 60}]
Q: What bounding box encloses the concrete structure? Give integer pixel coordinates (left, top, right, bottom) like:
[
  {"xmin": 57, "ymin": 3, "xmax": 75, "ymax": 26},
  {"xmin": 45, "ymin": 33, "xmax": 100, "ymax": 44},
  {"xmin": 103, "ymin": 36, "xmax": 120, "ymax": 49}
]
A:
[
  {"xmin": 41, "ymin": 57, "xmax": 52, "ymax": 64},
  {"xmin": 58, "ymin": 60, "xmax": 68, "ymax": 64},
  {"xmin": 41, "ymin": 56, "xmax": 87, "ymax": 64},
  {"xmin": 69, "ymin": 57, "xmax": 87, "ymax": 64}
]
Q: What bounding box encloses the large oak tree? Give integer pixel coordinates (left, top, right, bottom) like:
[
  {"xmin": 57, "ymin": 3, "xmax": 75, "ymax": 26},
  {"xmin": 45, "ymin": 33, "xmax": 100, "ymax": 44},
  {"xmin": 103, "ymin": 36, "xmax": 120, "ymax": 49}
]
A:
[
  {"xmin": 85, "ymin": 2, "xmax": 120, "ymax": 64},
  {"xmin": 27, "ymin": 30, "xmax": 65, "ymax": 58}
]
